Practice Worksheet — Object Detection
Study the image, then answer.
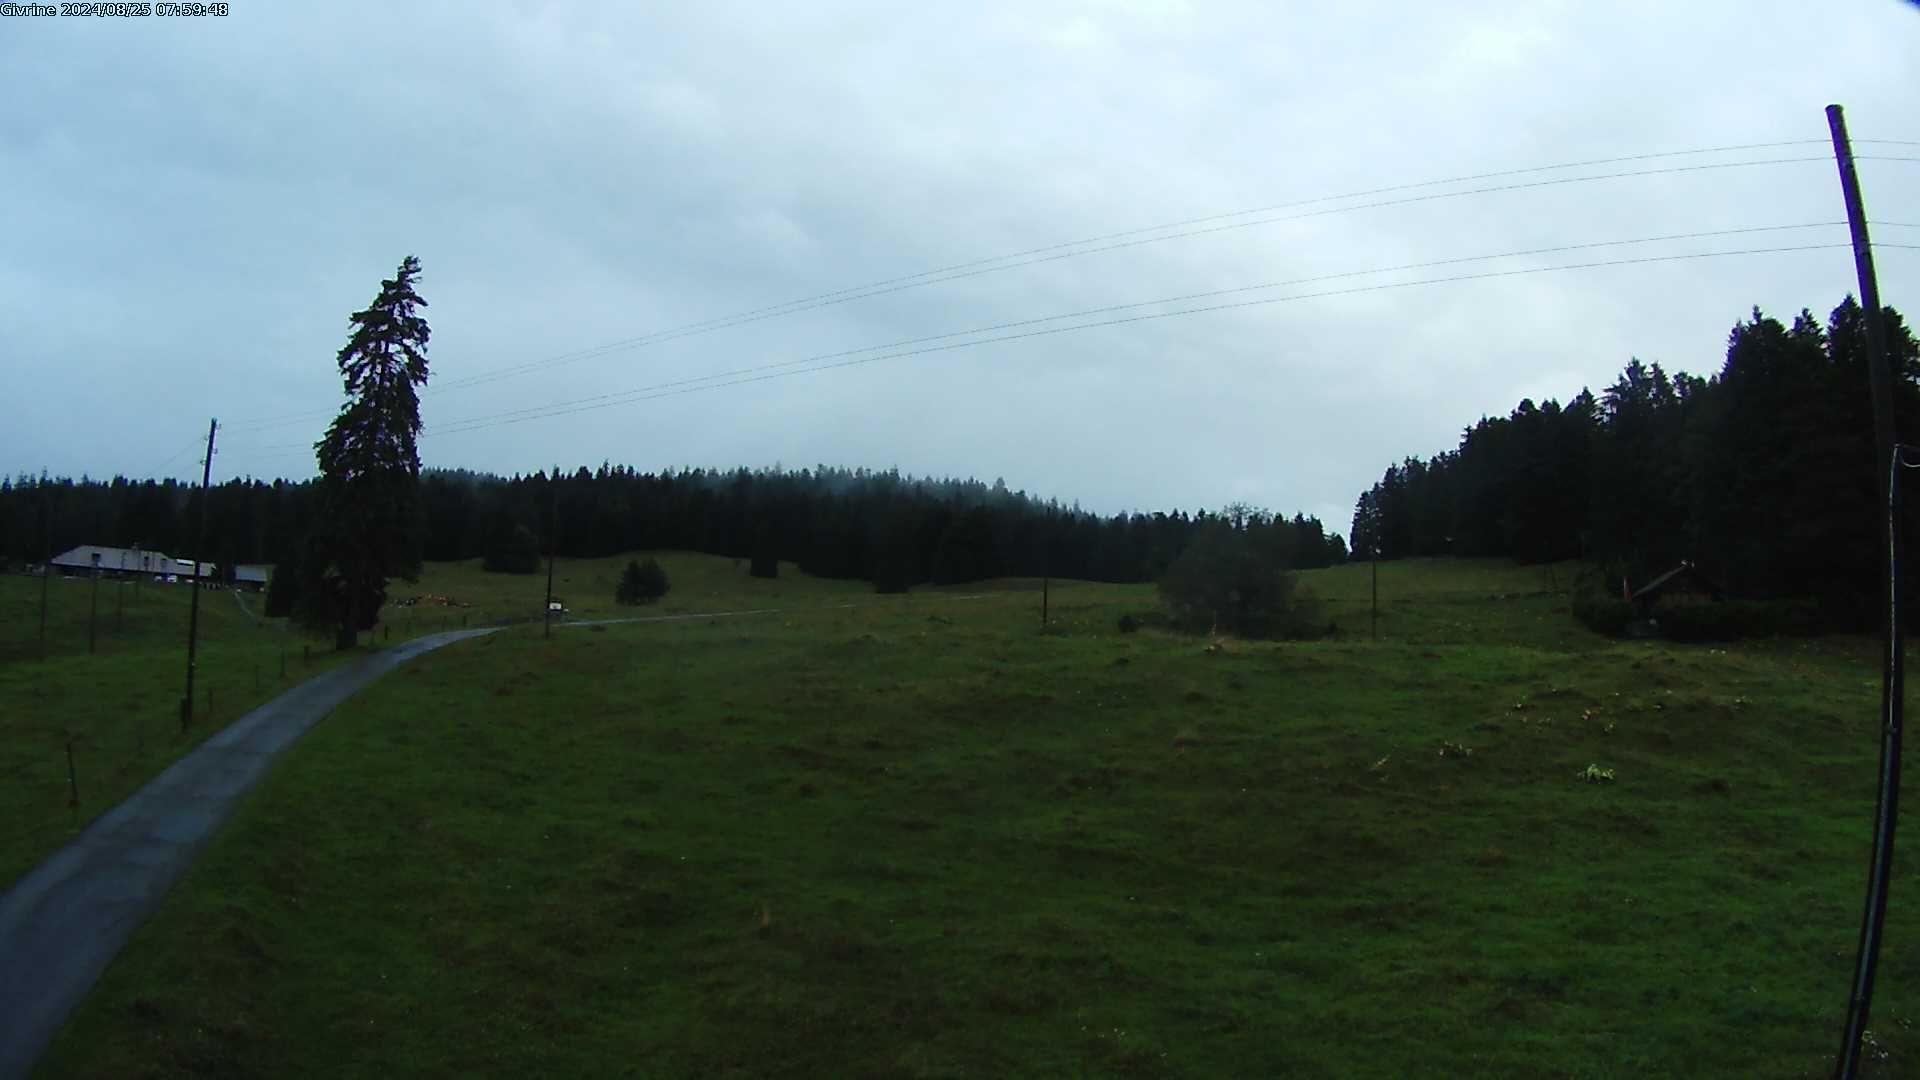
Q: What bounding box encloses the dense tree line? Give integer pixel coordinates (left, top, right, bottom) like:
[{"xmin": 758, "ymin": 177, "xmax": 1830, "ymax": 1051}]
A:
[
  {"xmin": 2, "ymin": 464, "xmax": 1347, "ymax": 592},
  {"xmin": 1350, "ymin": 296, "xmax": 1920, "ymax": 623},
  {"xmin": 0, "ymin": 473, "xmax": 315, "ymax": 580}
]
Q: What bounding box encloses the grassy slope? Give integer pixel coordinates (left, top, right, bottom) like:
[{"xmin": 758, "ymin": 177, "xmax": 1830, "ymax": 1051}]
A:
[
  {"xmin": 0, "ymin": 552, "xmax": 847, "ymax": 889},
  {"xmin": 0, "ymin": 573, "xmax": 353, "ymax": 887},
  {"xmin": 36, "ymin": 558, "xmax": 1920, "ymax": 1077},
  {"xmin": 371, "ymin": 552, "xmax": 873, "ymax": 631}
]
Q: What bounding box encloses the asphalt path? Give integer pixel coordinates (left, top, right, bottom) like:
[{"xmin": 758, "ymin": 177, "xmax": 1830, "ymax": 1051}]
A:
[
  {"xmin": 0, "ymin": 628, "xmax": 495, "ymax": 1078},
  {"xmin": 0, "ymin": 592, "xmax": 1005, "ymax": 1075}
]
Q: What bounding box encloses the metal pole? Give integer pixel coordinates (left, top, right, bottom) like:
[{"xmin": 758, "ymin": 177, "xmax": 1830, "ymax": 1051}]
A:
[
  {"xmin": 1370, "ymin": 550, "xmax": 1379, "ymax": 641},
  {"xmin": 181, "ymin": 418, "xmax": 216, "ymax": 730},
  {"xmin": 1827, "ymin": 103, "xmax": 1904, "ymax": 1080}
]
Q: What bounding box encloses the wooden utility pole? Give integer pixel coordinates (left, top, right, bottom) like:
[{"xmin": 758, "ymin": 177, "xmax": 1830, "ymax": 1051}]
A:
[
  {"xmin": 87, "ymin": 554, "xmax": 99, "ymax": 654},
  {"xmin": 1039, "ymin": 518, "xmax": 1052, "ymax": 626},
  {"xmin": 1370, "ymin": 549, "xmax": 1379, "ymax": 641},
  {"xmin": 37, "ymin": 481, "xmax": 51, "ymax": 661},
  {"xmin": 544, "ymin": 473, "xmax": 558, "ymax": 638},
  {"xmin": 181, "ymin": 418, "xmax": 216, "ymax": 730},
  {"xmin": 1827, "ymin": 103, "xmax": 1904, "ymax": 1080}
]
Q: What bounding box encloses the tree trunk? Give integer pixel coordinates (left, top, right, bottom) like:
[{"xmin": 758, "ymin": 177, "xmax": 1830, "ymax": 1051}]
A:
[{"xmin": 337, "ymin": 568, "xmax": 359, "ymax": 651}]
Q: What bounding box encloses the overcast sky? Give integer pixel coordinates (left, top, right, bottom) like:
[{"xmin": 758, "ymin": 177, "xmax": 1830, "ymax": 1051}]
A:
[{"xmin": 3, "ymin": 2, "xmax": 1917, "ymax": 538}]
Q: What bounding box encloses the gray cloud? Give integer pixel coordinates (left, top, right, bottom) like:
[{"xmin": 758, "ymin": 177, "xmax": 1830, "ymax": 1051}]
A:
[{"xmin": 3, "ymin": 0, "xmax": 1916, "ymax": 538}]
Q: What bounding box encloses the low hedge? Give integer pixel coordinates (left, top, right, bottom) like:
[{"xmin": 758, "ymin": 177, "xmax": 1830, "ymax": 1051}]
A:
[
  {"xmin": 1659, "ymin": 597, "xmax": 1833, "ymax": 641},
  {"xmin": 1571, "ymin": 587, "xmax": 1634, "ymax": 637}
]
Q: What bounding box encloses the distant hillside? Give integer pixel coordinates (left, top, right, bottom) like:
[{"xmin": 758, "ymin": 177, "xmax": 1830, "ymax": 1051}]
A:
[{"xmin": 2, "ymin": 464, "xmax": 1346, "ymax": 590}]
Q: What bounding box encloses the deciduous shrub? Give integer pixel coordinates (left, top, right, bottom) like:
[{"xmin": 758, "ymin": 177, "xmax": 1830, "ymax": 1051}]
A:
[
  {"xmin": 1658, "ymin": 597, "xmax": 1826, "ymax": 641},
  {"xmin": 1571, "ymin": 581, "xmax": 1633, "ymax": 637},
  {"xmin": 1157, "ymin": 524, "xmax": 1320, "ymax": 640}
]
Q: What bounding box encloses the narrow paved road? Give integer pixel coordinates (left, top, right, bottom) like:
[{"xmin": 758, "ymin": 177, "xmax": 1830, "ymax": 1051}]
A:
[
  {"xmin": 0, "ymin": 594, "xmax": 1005, "ymax": 1076},
  {"xmin": 0, "ymin": 628, "xmax": 495, "ymax": 1078}
]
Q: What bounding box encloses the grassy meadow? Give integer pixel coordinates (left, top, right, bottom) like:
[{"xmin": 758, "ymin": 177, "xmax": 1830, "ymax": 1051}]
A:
[
  {"xmin": 371, "ymin": 552, "xmax": 875, "ymax": 630},
  {"xmin": 25, "ymin": 557, "xmax": 1920, "ymax": 1077},
  {"xmin": 0, "ymin": 553, "xmax": 859, "ymax": 890},
  {"xmin": 0, "ymin": 571, "xmax": 355, "ymax": 887}
]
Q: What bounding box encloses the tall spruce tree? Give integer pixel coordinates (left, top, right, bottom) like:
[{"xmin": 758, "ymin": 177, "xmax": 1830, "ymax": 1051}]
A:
[{"xmin": 311, "ymin": 255, "xmax": 431, "ymax": 649}]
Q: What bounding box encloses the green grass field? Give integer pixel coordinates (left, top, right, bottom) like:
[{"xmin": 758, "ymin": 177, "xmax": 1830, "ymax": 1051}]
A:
[
  {"xmin": 0, "ymin": 553, "xmax": 862, "ymax": 889},
  {"xmin": 0, "ymin": 571, "xmax": 355, "ymax": 887},
  {"xmin": 373, "ymin": 552, "xmax": 874, "ymax": 629},
  {"xmin": 25, "ymin": 557, "xmax": 1920, "ymax": 1077}
]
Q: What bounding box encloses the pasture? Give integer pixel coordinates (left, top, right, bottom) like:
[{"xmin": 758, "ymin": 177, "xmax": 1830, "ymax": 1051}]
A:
[
  {"xmin": 0, "ymin": 553, "xmax": 858, "ymax": 889},
  {"xmin": 22, "ymin": 557, "xmax": 1920, "ymax": 1077}
]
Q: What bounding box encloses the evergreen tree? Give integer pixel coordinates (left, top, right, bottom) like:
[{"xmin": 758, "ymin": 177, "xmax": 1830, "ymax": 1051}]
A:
[
  {"xmin": 264, "ymin": 540, "xmax": 301, "ymax": 618},
  {"xmin": 872, "ymin": 513, "xmax": 921, "ymax": 593},
  {"xmin": 0, "ymin": 459, "xmax": 1344, "ymax": 599},
  {"xmin": 615, "ymin": 559, "xmax": 644, "ymax": 605},
  {"xmin": 1349, "ymin": 490, "xmax": 1381, "ymax": 560},
  {"xmin": 1346, "ymin": 293, "xmax": 1920, "ymax": 630},
  {"xmin": 309, "ymin": 255, "xmax": 431, "ymax": 648},
  {"xmin": 931, "ymin": 507, "xmax": 999, "ymax": 584},
  {"xmin": 749, "ymin": 527, "xmax": 779, "ymax": 578},
  {"xmin": 482, "ymin": 521, "xmax": 541, "ymax": 574},
  {"xmin": 635, "ymin": 557, "xmax": 669, "ymax": 602}
]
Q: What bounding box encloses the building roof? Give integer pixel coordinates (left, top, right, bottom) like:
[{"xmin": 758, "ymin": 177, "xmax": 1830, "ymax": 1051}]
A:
[{"xmin": 50, "ymin": 545, "xmax": 176, "ymax": 572}]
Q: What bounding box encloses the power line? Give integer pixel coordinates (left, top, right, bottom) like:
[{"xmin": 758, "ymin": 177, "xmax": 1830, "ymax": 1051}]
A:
[
  {"xmin": 422, "ymin": 242, "xmax": 1898, "ymax": 439},
  {"xmin": 151, "ymin": 439, "xmax": 201, "ymax": 474},
  {"xmin": 396, "ymin": 223, "xmax": 1854, "ymax": 435},
  {"xmin": 216, "ymin": 153, "xmax": 1920, "ymax": 448},
  {"xmin": 216, "ymin": 235, "xmax": 1915, "ymax": 469},
  {"xmin": 223, "ymin": 144, "xmax": 1884, "ymax": 435},
  {"xmin": 129, "ymin": 434, "xmax": 214, "ymax": 482},
  {"xmin": 425, "ymin": 155, "xmax": 1851, "ymax": 395},
  {"xmin": 229, "ymin": 235, "xmax": 1920, "ymax": 455},
  {"xmin": 432, "ymin": 143, "xmax": 1837, "ymax": 380}
]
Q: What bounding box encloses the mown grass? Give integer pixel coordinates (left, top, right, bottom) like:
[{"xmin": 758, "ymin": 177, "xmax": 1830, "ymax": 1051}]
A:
[{"xmin": 34, "ymin": 558, "xmax": 1920, "ymax": 1077}]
